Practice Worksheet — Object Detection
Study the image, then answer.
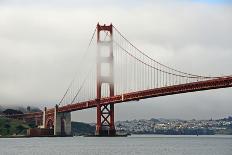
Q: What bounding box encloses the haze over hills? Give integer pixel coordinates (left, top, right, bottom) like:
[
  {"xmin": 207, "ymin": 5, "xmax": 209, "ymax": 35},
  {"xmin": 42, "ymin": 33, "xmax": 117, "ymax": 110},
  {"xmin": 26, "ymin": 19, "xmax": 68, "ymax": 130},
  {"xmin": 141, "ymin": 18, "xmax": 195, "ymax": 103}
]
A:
[{"xmin": 0, "ymin": 105, "xmax": 41, "ymax": 114}]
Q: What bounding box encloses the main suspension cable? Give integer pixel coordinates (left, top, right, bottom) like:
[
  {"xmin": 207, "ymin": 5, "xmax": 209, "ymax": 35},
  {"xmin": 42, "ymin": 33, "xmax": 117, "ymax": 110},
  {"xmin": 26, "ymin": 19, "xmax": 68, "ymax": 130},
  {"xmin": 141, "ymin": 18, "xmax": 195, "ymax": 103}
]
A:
[
  {"xmin": 113, "ymin": 25, "xmax": 223, "ymax": 79},
  {"xmin": 58, "ymin": 28, "xmax": 97, "ymax": 106}
]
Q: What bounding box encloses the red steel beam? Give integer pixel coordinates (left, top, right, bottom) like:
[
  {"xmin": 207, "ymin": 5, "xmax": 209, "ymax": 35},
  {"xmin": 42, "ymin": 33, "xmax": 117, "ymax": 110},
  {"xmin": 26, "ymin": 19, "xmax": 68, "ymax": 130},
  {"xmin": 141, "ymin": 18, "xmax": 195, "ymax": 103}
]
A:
[
  {"xmin": 58, "ymin": 76, "xmax": 232, "ymax": 113},
  {"xmin": 9, "ymin": 76, "xmax": 232, "ymax": 118}
]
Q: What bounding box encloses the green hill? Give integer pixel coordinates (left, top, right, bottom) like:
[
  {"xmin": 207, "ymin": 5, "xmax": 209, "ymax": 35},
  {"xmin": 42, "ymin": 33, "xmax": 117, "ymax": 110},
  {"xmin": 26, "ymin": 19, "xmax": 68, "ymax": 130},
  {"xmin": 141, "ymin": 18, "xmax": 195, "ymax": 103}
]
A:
[
  {"xmin": 0, "ymin": 118, "xmax": 95, "ymax": 136},
  {"xmin": 0, "ymin": 117, "xmax": 31, "ymax": 136},
  {"xmin": 71, "ymin": 122, "xmax": 95, "ymax": 136}
]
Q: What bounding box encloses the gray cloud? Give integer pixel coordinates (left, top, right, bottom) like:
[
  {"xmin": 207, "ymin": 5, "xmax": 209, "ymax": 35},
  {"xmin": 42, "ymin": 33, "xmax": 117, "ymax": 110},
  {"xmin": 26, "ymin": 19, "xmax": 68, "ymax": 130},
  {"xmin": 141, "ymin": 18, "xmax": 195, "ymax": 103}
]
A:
[{"xmin": 0, "ymin": 1, "xmax": 231, "ymax": 122}]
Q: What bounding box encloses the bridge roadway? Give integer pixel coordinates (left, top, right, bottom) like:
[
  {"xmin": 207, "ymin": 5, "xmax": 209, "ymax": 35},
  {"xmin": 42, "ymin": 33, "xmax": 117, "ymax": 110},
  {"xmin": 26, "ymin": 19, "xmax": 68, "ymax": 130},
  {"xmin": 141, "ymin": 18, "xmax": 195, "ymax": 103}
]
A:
[
  {"xmin": 8, "ymin": 76, "xmax": 232, "ymax": 119},
  {"xmin": 59, "ymin": 76, "xmax": 232, "ymax": 112}
]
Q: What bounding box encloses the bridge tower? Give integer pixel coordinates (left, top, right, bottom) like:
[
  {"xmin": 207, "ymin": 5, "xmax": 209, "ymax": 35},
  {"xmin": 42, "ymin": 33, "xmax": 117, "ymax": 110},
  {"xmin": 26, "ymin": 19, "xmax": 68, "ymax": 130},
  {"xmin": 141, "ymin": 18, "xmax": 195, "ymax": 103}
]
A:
[{"xmin": 96, "ymin": 23, "xmax": 116, "ymax": 136}]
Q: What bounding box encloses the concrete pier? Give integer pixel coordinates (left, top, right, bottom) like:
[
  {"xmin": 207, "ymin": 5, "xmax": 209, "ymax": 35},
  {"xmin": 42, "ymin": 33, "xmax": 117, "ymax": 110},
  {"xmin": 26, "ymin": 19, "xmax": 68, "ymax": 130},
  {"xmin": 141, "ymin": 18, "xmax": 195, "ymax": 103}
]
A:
[{"xmin": 54, "ymin": 105, "xmax": 71, "ymax": 136}]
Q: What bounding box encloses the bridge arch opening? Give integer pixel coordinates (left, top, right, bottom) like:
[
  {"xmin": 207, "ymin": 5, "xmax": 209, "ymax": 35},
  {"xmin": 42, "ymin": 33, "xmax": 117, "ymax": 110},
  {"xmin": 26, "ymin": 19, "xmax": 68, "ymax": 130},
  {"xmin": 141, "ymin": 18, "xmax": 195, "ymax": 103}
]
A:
[{"xmin": 46, "ymin": 118, "xmax": 54, "ymax": 129}]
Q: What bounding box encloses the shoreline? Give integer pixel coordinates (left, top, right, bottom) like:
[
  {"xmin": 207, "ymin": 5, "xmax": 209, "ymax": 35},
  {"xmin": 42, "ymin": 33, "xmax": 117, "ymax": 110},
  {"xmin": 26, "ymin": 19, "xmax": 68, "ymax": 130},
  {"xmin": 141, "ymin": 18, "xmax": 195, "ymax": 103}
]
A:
[{"xmin": 1, "ymin": 134, "xmax": 231, "ymax": 138}]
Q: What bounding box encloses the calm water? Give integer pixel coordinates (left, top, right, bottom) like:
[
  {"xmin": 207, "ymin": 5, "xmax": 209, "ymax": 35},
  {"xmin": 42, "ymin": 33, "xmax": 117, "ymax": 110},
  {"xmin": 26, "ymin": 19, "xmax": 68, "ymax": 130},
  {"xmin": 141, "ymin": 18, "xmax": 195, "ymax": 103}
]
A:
[{"xmin": 0, "ymin": 135, "xmax": 232, "ymax": 155}]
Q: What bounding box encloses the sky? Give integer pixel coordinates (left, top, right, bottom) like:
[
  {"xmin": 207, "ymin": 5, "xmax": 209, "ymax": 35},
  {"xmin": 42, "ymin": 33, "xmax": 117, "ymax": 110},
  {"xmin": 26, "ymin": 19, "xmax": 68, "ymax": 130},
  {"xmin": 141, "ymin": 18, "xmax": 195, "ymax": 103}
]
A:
[{"xmin": 0, "ymin": 0, "xmax": 232, "ymax": 122}]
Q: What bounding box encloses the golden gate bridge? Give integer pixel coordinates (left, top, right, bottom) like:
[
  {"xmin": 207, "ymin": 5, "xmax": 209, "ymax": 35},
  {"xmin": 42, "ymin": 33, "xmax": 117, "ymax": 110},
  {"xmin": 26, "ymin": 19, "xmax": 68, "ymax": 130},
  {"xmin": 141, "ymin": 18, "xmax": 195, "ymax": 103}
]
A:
[{"xmin": 4, "ymin": 23, "xmax": 232, "ymax": 136}]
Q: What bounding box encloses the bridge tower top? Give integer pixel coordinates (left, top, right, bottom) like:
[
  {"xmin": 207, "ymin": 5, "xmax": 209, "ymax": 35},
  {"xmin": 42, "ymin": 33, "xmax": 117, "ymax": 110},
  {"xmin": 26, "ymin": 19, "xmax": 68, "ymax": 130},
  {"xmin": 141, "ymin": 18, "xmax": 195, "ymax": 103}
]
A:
[
  {"xmin": 96, "ymin": 23, "xmax": 113, "ymax": 40},
  {"xmin": 96, "ymin": 23, "xmax": 114, "ymax": 99}
]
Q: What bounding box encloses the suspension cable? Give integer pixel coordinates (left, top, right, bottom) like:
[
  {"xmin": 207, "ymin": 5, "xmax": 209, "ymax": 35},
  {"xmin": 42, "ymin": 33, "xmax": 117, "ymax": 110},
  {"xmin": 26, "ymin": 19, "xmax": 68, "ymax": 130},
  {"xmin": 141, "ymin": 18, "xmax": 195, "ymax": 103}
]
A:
[
  {"xmin": 58, "ymin": 28, "xmax": 97, "ymax": 106},
  {"xmin": 114, "ymin": 41, "xmax": 207, "ymax": 78},
  {"xmin": 70, "ymin": 66, "xmax": 94, "ymax": 104},
  {"xmin": 113, "ymin": 25, "xmax": 224, "ymax": 79}
]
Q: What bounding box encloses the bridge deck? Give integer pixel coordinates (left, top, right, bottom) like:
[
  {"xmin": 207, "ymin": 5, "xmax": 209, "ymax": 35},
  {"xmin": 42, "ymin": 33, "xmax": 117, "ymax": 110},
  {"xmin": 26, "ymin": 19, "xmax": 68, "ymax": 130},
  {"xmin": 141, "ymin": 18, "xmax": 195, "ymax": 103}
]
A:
[
  {"xmin": 58, "ymin": 76, "xmax": 232, "ymax": 113},
  {"xmin": 5, "ymin": 76, "xmax": 232, "ymax": 118}
]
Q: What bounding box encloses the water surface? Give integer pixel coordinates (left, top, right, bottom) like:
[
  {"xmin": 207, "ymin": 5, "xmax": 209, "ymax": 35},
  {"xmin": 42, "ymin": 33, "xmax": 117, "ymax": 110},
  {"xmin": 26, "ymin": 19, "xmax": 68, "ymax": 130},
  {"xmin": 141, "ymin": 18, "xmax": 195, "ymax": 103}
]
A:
[{"xmin": 0, "ymin": 135, "xmax": 232, "ymax": 155}]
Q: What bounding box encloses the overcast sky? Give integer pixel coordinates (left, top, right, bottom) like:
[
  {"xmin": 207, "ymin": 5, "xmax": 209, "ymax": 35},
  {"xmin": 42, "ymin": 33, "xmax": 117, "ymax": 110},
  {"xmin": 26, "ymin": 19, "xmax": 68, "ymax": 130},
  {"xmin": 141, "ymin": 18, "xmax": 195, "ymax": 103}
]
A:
[{"xmin": 0, "ymin": 0, "xmax": 232, "ymax": 122}]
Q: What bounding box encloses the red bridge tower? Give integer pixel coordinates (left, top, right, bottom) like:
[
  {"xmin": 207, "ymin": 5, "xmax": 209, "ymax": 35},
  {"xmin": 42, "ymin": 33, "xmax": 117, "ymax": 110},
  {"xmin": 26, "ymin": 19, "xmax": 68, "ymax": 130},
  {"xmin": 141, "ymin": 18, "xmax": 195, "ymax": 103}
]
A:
[{"xmin": 96, "ymin": 23, "xmax": 116, "ymax": 136}]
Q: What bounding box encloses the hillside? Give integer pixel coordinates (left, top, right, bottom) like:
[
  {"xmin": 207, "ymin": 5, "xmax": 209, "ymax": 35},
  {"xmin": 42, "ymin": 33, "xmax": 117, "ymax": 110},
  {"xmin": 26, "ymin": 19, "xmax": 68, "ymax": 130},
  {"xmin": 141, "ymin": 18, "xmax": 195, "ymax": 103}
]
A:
[
  {"xmin": 0, "ymin": 118, "xmax": 95, "ymax": 136},
  {"xmin": 1, "ymin": 116, "xmax": 231, "ymax": 136},
  {"xmin": 71, "ymin": 122, "xmax": 95, "ymax": 136},
  {"xmin": 0, "ymin": 117, "xmax": 31, "ymax": 136}
]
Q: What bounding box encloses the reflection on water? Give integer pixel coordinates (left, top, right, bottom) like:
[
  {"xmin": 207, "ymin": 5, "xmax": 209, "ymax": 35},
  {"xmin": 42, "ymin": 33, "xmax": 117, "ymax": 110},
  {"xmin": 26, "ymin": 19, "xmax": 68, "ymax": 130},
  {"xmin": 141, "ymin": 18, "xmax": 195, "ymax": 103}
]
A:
[{"xmin": 0, "ymin": 135, "xmax": 232, "ymax": 155}]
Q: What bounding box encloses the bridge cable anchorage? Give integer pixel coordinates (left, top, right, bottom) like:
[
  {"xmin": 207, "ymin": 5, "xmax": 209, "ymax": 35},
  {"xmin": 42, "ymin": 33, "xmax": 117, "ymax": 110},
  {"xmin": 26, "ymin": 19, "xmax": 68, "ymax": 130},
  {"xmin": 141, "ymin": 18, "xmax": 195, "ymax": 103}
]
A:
[
  {"xmin": 112, "ymin": 25, "xmax": 227, "ymax": 79},
  {"xmin": 58, "ymin": 28, "xmax": 97, "ymax": 106}
]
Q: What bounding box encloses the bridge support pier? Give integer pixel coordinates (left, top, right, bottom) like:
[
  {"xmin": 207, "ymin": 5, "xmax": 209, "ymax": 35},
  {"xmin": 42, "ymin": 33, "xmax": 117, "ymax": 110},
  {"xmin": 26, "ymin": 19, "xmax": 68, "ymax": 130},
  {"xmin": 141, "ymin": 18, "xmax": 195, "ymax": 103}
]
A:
[
  {"xmin": 42, "ymin": 107, "xmax": 47, "ymax": 128},
  {"xmin": 54, "ymin": 105, "xmax": 71, "ymax": 136},
  {"xmin": 96, "ymin": 103, "xmax": 116, "ymax": 136}
]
